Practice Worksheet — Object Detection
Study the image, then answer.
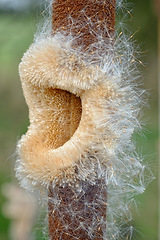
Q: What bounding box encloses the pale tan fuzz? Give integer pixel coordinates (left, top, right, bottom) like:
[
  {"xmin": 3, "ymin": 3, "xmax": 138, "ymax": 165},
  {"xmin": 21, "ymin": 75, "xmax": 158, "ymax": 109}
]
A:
[{"xmin": 17, "ymin": 37, "xmax": 118, "ymax": 186}]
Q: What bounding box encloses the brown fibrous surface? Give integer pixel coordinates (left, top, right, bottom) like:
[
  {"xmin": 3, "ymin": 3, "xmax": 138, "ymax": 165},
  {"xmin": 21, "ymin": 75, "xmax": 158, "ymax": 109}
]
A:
[
  {"xmin": 52, "ymin": 0, "xmax": 116, "ymax": 49},
  {"xmin": 48, "ymin": 0, "xmax": 115, "ymax": 239},
  {"xmin": 48, "ymin": 179, "xmax": 107, "ymax": 240}
]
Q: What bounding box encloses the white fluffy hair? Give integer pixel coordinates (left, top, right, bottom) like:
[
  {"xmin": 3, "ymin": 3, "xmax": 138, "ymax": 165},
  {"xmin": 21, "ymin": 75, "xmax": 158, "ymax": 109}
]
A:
[{"xmin": 15, "ymin": 1, "xmax": 153, "ymax": 239}]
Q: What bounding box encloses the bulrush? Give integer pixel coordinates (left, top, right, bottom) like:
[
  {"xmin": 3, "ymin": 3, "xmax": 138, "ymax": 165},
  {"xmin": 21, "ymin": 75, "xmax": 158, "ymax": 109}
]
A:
[{"xmin": 15, "ymin": 0, "xmax": 151, "ymax": 239}]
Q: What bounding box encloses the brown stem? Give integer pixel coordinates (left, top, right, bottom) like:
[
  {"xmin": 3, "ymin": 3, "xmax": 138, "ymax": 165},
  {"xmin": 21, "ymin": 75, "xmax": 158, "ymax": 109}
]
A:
[
  {"xmin": 48, "ymin": 179, "xmax": 107, "ymax": 240},
  {"xmin": 52, "ymin": 0, "xmax": 115, "ymax": 49},
  {"xmin": 48, "ymin": 0, "xmax": 116, "ymax": 239}
]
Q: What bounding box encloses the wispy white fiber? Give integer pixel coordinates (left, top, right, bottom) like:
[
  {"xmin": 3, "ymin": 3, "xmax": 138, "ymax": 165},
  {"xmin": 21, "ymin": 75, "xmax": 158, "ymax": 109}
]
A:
[{"xmin": 15, "ymin": 1, "xmax": 153, "ymax": 239}]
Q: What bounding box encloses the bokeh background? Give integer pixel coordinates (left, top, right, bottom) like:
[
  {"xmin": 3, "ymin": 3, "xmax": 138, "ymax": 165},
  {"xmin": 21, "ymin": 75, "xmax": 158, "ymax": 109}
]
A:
[{"xmin": 0, "ymin": 0, "xmax": 158, "ymax": 239}]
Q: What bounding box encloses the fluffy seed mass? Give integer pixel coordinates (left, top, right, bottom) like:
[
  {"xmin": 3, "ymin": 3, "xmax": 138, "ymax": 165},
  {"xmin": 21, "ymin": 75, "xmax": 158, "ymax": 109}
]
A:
[{"xmin": 15, "ymin": 0, "xmax": 152, "ymax": 239}]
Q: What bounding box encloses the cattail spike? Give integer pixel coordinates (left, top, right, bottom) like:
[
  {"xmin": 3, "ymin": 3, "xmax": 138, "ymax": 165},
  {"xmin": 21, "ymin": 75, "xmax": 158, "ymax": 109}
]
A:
[
  {"xmin": 48, "ymin": 1, "xmax": 115, "ymax": 239},
  {"xmin": 52, "ymin": 0, "xmax": 115, "ymax": 49},
  {"xmin": 15, "ymin": 1, "xmax": 151, "ymax": 239}
]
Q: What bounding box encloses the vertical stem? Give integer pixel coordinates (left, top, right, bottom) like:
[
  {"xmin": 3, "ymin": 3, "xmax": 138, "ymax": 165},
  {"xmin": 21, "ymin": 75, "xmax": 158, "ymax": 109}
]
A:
[
  {"xmin": 48, "ymin": 179, "xmax": 107, "ymax": 239},
  {"xmin": 52, "ymin": 0, "xmax": 115, "ymax": 49},
  {"xmin": 48, "ymin": 0, "xmax": 116, "ymax": 239}
]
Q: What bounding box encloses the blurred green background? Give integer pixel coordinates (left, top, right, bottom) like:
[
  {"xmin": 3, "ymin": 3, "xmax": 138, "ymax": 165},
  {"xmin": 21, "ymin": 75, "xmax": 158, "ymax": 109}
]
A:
[{"xmin": 0, "ymin": 0, "xmax": 158, "ymax": 239}]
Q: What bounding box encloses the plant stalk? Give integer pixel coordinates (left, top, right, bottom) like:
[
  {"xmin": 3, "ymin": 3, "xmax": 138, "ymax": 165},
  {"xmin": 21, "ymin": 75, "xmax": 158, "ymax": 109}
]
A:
[{"xmin": 48, "ymin": 1, "xmax": 116, "ymax": 239}]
